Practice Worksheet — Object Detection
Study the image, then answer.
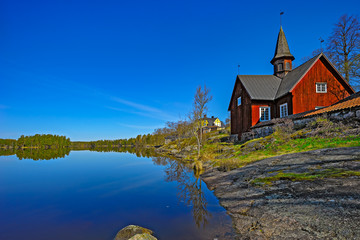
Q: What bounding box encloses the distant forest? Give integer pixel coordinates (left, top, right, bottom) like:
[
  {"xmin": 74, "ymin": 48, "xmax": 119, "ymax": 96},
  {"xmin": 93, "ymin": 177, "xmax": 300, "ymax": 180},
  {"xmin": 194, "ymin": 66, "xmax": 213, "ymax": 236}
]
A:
[
  {"xmin": 0, "ymin": 134, "xmax": 71, "ymax": 149},
  {"xmin": 0, "ymin": 121, "xmax": 187, "ymax": 149}
]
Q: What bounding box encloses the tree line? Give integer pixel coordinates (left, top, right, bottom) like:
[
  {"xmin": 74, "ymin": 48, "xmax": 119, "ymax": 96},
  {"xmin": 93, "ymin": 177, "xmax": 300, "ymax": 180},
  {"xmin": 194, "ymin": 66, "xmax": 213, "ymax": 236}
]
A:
[
  {"xmin": 0, "ymin": 134, "xmax": 71, "ymax": 149},
  {"xmin": 0, "ymin": 85, "xmax": 214, "ymax": 160},
  {"xmin": 71, "ymin": 120, "xmax": 193, "ymax": 148}
]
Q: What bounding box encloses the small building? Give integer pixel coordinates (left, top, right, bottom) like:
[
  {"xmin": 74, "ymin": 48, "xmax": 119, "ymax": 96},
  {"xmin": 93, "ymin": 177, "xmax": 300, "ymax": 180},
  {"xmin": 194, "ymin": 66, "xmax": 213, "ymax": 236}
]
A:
[
  {"xmin": 202, "ymin": 115, "xmax": 225, "ymax": 133},
  {"xmin": 228, "ymin": 26, "xmax": 355, "ymax": 139}
]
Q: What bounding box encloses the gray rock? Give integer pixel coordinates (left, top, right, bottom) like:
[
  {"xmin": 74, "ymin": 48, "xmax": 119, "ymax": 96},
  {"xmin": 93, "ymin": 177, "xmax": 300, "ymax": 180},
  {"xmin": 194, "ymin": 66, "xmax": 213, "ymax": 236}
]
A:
[
  {"xmin": 201, "ymin": 147, "xmax": 360, "ymax": 239},
  {"xmin": 343, "ymin": 111, "xmax": 355, "ymax": 119},
  {"xmin": 356, "ymin": 110, "xmax": 360, "ymax": 119},
  {"xmin": 184, "ymin": 145, "xmax": 196, "ymax": 152},
  {"xmin": 170, "ymin": 149, "xmax": 179, "ymax": 154},
  {"xmin": 129, "ymin": 233, "xmax": 157, "ymax": 240}
]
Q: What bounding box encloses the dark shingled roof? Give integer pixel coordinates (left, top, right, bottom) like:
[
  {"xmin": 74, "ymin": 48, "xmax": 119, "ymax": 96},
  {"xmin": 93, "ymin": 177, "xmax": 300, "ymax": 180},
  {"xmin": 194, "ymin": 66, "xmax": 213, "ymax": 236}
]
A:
[
  {"xmin": 237, "ymin": 54, "xmax": 321, "ymax": 101},
  {"xmin": 238, "ymin": 75, "xmax": 282, "ymax": 100},
  {"xmin": 271, "ymin": 27, "xmax": 295, "ymax": 64},
  {"xmin": 275, "ymin": 53, "xmax": 321, "ymax": 98},
  {"xmin": 234, "ymin": 53, "xmax": 353, "ymax": 102}
]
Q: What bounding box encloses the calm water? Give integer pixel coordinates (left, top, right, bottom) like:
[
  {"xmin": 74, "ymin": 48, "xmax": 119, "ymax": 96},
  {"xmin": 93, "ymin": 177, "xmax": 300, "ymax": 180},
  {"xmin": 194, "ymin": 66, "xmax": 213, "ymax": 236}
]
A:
[{"xmin": 0, "ymin": 149, "xmax": 235, "ymax": 239}]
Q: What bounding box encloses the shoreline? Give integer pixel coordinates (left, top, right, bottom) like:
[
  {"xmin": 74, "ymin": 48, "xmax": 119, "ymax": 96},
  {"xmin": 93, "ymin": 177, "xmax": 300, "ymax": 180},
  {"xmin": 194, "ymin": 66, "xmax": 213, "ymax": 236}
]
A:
[
  {"xmin": 154, "ymin": 144, "xmax": 360, "ymax": 238},
  {"xmin": 200, "ymin": 146, "xmax": 360, "ymax": 239}
]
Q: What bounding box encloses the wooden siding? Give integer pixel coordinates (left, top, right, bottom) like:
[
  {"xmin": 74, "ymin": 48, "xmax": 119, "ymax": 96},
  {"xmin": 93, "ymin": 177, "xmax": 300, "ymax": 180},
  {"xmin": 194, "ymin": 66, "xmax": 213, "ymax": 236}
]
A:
[
  {"xmin": 275, "ymin": 94, "xmax": 293, "ymax": 117},
  {"xmin": 229, "ymin": 79, "xmax": 252, "ymax": 137},
  {"xmin": 251, "ymin": 101, "xmax": 276, "ymax": 126},
  {"xmin": 291, "ymin": 58, "xmax": 352, "ymax": 114}
]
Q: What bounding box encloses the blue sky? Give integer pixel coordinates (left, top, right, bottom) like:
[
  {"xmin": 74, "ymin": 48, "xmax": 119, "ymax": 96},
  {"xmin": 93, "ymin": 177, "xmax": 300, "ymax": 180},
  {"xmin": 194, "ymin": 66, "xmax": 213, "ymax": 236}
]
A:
[{"xmin": 1, "ymin": 0, "xmax": 359, "ymax": 141}]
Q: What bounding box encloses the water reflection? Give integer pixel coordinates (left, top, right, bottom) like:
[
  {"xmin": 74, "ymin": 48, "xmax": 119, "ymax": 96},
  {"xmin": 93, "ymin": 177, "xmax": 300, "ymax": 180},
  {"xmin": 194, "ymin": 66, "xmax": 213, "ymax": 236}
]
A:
[
  {"xmin": 72, "ymin": 146, "xmax": 160, "ymax": 158},
  {"xmin": 153, "ymin": 156, "xmax": 210, "ymax": 228},
  {"xmin": 0, "ymin": 146, "xmax": 158, "ymax": 160},
  {"xmin": 0, "ymin": 147, "xmax": 211, "ymax": 228},
  {"xmin": 0, "ymin": 148, "xmax": 70, "ymax": 160}
]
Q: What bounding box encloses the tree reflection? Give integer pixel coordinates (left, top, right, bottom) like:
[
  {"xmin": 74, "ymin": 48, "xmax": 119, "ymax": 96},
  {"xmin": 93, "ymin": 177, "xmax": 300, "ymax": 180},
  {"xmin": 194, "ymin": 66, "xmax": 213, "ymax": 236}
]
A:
[
  {"xmin": 0, "ymin": 146, "xmax": 161, "ymax": 160},
  {"xmin": 72, "ymin": 146, "xmax": 159, "ymax": 158},
  {"xmin": 152, "ymin": 156, "xmax": 211, "ymax": 228},
  {"xmin": 0, "ymin": 148, "xmax": 70, "ymax": 160},
  {"xmin": 0, "ymin": 146, "xmax": 211, "ymax": 228}
]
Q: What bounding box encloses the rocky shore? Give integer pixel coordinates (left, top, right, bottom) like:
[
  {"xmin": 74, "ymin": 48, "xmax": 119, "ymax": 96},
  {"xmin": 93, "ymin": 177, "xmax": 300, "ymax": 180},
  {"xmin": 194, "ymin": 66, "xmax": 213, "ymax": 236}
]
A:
[{"xmin": 201, "ymin": 147, "xmax": 360, "ymax": 239}]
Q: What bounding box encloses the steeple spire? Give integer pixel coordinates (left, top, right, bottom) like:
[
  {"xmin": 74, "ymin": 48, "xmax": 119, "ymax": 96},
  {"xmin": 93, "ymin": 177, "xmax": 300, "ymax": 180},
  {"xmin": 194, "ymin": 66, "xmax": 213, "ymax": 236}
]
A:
[
  {"xmin": 271, "ymin": 27, "xmax": 295, "ymax": 78},
  {"xmin": 271, "ymin": 27, "xmax": 294, "ymax": 64}
]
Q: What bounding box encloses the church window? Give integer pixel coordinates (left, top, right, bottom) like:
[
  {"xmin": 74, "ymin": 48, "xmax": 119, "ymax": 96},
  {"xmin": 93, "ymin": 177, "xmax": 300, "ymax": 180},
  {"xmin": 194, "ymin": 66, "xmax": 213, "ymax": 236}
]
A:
[
  {"xmin": 260, "ymin": 107, "xmax": 270, "ymax": 121},
  {"xmin": 237, "ymin": 97, "xmax": 241, "ymax": 106},
  {"xmin": 280, "ymin": 103, "xmax": 288, "ymax": 118},
  {"xmin": 278, "ymin": 63, "xmax": 283, "ymax": 71},
  {"xmin": 285, "ymin": 62, "xmax": 290, "ymax": 70},
  {"xmin": 316, "ymin": 83, "xmax": 327, "ymax": 93}
]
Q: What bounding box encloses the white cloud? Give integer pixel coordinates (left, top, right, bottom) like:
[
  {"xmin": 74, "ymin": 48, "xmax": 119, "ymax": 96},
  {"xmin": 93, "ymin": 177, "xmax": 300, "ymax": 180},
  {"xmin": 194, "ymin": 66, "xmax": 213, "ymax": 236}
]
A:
[
  {"xmin": 109, "ymin": 97, "xmax": 177, "ymax": 121},
  {"xmin": 117, "ymin": 123, "xmax": 162, "ymax": 130}
]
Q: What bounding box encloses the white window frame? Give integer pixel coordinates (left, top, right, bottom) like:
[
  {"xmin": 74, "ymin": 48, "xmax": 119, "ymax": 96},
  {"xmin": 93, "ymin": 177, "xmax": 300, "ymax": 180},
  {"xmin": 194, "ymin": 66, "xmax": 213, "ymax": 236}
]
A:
[
  {"xmin": 280, "ymin": 103, "xmax": 288, "ymax": 118},
  {"xmin": 259, "ymin": 107, "xmax": 270, "ymax": 122},
  {"xmin": 316, "ymin": 82, "xmax": 327, "ymax": 93},
  {"xmin": 237, "ymin": 96, "xmax": 241, "ymax": 106}
]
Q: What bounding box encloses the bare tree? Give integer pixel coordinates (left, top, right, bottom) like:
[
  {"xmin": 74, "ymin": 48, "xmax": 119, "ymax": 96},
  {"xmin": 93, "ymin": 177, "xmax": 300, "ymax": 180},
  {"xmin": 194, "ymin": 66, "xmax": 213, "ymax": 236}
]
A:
[
  {"xmin": 301, "ymin": 48, "xmax": 323, "ymax": 64},
  {"xmin": 190, "ymin": 85, "xmax": 212, "ymax": 159},
  {"xmin": 327, "ymin": 14, "xmax": 360, "ymax": 88}
]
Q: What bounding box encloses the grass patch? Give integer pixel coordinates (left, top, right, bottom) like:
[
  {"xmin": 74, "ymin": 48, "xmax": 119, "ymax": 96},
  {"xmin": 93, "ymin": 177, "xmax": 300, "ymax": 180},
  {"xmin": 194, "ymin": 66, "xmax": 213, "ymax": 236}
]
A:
[
  {"xmin": 213, "ymin": 135, "xmax": 360, "ymax": 170},
  {"xmin": 251, "ymin": 168, "xmax": 360, "ymax": 186}
]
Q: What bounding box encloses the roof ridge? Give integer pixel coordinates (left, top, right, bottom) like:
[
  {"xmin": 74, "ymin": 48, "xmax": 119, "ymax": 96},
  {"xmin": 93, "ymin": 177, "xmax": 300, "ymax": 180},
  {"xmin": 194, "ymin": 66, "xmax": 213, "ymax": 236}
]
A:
[
  {"xmin": 292, "ymin": 53, "xmax": 321, "ymax": 71},
  {"xmin": 237, "ymin": 74, "xmax": 279, "ymax": 77},
  {"xmin": 274, "ymin": 53, "xmax": 322, "ymax": 99}
]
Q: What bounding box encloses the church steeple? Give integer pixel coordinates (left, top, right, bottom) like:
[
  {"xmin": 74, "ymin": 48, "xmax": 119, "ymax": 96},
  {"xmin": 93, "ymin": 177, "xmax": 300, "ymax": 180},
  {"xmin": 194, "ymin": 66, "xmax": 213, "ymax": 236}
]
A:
[{"xmin": 271, "ymin": 27, "xmax": 295, "ymax": 78}]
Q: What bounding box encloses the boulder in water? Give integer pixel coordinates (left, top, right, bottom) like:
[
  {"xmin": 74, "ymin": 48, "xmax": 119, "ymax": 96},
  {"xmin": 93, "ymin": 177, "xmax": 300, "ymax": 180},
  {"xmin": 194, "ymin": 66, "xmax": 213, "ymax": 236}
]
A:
[{"xmin": 114, "ymin": 225, "xmax": 157, "ymax": 240}]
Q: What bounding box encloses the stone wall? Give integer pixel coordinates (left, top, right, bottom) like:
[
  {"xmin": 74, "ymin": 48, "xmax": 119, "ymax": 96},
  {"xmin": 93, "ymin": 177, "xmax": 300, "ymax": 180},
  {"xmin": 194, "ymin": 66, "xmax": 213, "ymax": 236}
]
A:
[{"xmin": 240, "ymin": 106, "xmax": 360, "ymax": 142}]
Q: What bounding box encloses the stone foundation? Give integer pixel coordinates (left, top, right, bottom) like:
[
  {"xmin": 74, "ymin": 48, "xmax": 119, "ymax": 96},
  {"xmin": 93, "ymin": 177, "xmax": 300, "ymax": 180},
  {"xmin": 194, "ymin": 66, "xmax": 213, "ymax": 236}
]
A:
[{"xmin": 241, "ymin": 106, "xmax": 360, "ymax": 141}]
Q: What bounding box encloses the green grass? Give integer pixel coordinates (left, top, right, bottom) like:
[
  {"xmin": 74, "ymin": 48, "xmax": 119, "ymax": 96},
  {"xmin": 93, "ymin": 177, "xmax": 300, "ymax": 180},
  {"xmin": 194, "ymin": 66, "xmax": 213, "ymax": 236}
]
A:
[
  {"xmin": 212, "ymin": 135, "xmax": 360, "ymax": 170},
  {"xmin": 251, "ymin": 168, "xmax": 360, "ymax": 186}
]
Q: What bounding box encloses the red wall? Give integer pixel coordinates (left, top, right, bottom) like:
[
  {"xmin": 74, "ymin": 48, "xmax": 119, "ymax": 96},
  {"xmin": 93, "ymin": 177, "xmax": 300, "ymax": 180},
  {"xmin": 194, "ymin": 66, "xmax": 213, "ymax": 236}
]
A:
[
  {"xmin": 251, "ymin": 105, "xmax": 262, "ymax": 126},
  {"xmin": 251, "ymin": 102, "xmax": 275, "ymax": 126},
  {"xmin": 291, "ymin": 58, "xmax": 351, "ymax": 114}
]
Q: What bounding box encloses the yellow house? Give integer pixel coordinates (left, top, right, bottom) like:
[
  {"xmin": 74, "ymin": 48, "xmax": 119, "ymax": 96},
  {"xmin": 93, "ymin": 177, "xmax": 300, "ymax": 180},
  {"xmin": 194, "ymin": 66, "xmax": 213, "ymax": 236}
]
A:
[{"xmin": 202, "ymin": 115, "xmax": 225, "ymax": 133}]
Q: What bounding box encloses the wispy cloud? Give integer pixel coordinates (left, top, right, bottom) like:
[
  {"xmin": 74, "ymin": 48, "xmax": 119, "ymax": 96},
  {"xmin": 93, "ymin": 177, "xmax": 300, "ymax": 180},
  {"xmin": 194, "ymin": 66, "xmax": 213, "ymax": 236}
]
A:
[
  {"xmin": 117, "ymin": 123, "xmax": 162, "ymax": 130},
  {"xmin": 109, "ymin": 97, "xmax": 177, "ymax": 121},
  {"xmin": 1, "ymin": 59, "xmax": 179, "ymax": 122},
  {"xmin": 105, "ymin": 106, "xmax": 127, "ymax": 112},
  {"xmin": 112, "ymin": 97, "xmax": 163, "ymax": 113}
]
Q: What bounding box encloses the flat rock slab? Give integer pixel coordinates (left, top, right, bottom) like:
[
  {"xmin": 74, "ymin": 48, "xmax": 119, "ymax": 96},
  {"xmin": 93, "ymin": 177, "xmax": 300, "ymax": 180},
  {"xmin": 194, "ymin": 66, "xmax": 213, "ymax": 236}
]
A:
[{"xmin": 201, "ymin": 147, "xmax": 360, "ymax": 239}]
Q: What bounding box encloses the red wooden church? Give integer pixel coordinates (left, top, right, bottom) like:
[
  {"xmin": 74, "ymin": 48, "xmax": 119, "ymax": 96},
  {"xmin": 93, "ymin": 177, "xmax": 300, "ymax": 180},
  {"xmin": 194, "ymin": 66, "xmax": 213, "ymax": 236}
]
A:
[{"xmin": 228, "ymin": 27, "xmax": 354, "ymax": 139}]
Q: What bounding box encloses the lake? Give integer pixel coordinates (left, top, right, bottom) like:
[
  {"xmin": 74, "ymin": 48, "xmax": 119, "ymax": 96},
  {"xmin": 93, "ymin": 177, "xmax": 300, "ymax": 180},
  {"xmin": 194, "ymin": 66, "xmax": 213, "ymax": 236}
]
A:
[{"xmin": 0, "ymin": 148, "xmax": 236, "ymax": 239}]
